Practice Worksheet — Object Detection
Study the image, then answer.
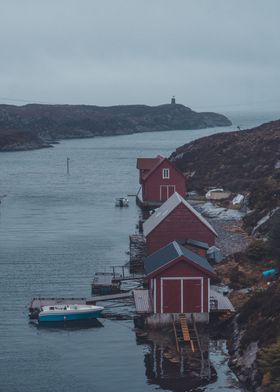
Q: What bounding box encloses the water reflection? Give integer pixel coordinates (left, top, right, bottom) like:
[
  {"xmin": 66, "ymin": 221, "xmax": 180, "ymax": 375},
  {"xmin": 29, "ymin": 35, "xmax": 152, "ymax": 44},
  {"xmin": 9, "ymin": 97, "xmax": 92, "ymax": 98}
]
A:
[
  {"xmin": 29, "ymin": 318, "xmax": 104, "ymax": 330},
  {"xmin": 135, "ymin": 329, "xmax": 217, "ymax": 392}
]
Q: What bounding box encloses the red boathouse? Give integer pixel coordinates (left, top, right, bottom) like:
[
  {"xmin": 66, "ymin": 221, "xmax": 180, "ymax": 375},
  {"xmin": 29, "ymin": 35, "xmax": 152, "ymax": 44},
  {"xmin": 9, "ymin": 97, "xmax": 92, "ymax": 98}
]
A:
[
  {"xmin": 143, "ymin": 192, "xmax": 217, "ymax": 255},
  {"xmin": 136, "ymin": 156, "xmax": 186, "ymax": 208},
  {"xmin": 144, "ymin": 241, "xmax": 216, "ymax": 316}
]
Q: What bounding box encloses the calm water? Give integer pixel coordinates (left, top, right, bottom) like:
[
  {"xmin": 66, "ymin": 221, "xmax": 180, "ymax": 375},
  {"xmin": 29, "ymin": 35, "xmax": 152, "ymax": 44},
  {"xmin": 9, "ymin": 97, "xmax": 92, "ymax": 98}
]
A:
[{"xmin": 0, "ymin": 111, "xmax": 278, "ymax": 392}]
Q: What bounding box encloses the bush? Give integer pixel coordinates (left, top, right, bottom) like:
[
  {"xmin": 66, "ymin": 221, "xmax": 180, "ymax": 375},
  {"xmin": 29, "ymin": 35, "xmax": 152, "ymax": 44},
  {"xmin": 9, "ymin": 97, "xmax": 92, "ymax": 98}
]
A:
[
  {"xmin": 268, "ymin": 216, "xmax": 280, "ymax": 257},
  {"xmin": 258, "ymin": 339, "xmax": 280, "ymax": 391},
  {"xmin": 246, "ymin": 240, "xmax": 269, "ymax": 261}
]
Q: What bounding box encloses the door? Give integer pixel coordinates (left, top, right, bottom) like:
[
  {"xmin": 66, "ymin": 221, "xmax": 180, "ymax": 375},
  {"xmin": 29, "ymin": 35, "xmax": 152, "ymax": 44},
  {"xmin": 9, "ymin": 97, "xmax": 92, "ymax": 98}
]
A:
[
  {"xmin": 168, "ymin": 185, "xmax": 175, "ymax": 197},
  {"xmin": 183, "ymin": 279, "xmax": 202, "ymax": 313},
  {"xmin": 162, "ymin": 280, "xmax": 181, "ymax": 313},
  {"xmin": 160, "ymin": 185, "xmax": 176, "ymax": 201},
  {"xmin": 160, "ymin": 185, "xmax": 168, "ymax": 201}
]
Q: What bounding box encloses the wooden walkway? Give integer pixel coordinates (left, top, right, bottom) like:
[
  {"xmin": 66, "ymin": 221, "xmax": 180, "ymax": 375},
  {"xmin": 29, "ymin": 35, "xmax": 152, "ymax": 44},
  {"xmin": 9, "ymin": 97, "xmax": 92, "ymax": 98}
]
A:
[
  {"xmin": 129, "ymin": 234, "xmax": 146, "ymax": 269},
  {"xmin": 173, "ymin": 314, "xmax": 196, "ymax": 353}
]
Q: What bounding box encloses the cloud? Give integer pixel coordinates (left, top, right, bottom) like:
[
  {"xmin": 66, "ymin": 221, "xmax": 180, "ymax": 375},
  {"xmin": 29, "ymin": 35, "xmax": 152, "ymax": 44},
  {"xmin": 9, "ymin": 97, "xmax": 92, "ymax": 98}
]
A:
[{"xmin": 0, "ymin": 0, "xmax": 280, "ymax": 110}]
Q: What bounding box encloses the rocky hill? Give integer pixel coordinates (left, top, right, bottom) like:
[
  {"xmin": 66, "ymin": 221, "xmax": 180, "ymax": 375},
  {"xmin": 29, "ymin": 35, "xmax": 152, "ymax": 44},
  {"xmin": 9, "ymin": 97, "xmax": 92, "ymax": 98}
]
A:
[
  {"xmin": 0, "ymin": 103, "xmax": 231, "ymax": 152},
  {"xmin": 170, "ymin": 120, "xmax": 280, "ymax": 232}
]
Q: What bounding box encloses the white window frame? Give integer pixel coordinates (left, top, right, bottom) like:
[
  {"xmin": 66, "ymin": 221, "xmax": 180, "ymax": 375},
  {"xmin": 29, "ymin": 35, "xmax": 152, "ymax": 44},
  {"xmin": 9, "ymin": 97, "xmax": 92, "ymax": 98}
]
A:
[{"xmin": 162, "ymin": 168, "xmax": 170, "ymax": 179}]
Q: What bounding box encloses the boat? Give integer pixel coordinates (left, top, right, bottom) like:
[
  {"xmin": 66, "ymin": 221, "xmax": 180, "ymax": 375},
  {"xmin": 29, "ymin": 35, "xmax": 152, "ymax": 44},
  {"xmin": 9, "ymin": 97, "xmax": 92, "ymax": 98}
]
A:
[
  {"xmin": 115, "ymin": 197, "xmax": 129, "ymax": 207},
  {"xmin": 38, "ymin": 304, "xmax": 104, "ymax": 323}
]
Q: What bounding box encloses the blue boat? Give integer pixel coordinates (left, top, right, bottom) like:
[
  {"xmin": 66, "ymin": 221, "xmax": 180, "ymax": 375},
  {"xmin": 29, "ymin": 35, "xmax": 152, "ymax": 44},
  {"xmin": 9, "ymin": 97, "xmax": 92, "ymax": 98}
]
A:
[{"xmin": 38, "ymin": 304, "xmax": 104, "ymax": 323}]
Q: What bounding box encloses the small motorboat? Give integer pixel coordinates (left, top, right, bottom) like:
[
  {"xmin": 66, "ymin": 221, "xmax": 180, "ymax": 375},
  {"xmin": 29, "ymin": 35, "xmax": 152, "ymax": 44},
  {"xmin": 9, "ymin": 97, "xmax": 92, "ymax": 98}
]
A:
[
  {"xmin": 115, "ymin": 197, "xmax": 129, "ymax": 207},
  {"xmin": 38, "ymin": 304, "xmax": 104, "ymax": 323}
]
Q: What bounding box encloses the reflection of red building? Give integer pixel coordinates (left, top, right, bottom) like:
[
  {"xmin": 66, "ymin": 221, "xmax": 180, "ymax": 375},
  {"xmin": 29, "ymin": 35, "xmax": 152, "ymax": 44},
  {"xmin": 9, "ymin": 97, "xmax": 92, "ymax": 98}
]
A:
[
  {"xmin": 143, "ymin": 192, "xmax": 217, "ymax": 255},
  {"xmin": 136, "ymin": 156, "xmax": 186, "ymax": 208},
  {"xmin": 144, "ymin": 241, "xmax": 216, "ymax": 314}
]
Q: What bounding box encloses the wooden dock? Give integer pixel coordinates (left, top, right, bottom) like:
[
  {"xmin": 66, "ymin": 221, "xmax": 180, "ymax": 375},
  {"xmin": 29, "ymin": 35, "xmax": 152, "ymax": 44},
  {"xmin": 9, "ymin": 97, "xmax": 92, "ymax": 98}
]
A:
[
  {"xmin": 29, "ymin": 292, "xmax": 133, "ymax": 314},
  {"xmin": 129, "ymin": 234, "xmax": 146, "ymax": 270}
]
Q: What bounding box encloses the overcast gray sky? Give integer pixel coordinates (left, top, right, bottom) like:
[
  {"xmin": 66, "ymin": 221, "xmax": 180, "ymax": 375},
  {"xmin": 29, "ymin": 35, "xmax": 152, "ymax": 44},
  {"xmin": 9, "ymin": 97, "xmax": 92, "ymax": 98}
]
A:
[{"xmin": 0, "ymin": 0, "xmax": 280, "ymax": 111}]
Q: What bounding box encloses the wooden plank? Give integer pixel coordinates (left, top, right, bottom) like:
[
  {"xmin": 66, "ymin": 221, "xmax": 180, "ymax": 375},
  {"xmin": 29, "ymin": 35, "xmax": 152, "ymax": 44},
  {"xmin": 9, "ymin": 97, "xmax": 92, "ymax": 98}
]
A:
[
  {"xmin": 179, "ymin": 314, "xmax": 191, "ymax": 342},
  {"xmin": 86, "ymin": 292, "xmax": 133, "ymax": 303}
]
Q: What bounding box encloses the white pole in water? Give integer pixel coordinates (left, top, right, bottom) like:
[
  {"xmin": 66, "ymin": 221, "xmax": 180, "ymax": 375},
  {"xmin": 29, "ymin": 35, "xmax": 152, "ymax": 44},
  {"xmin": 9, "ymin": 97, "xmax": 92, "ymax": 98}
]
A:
[{"xmin": 67, "ymin": 157, "xmax": 70, "ymax": 175}]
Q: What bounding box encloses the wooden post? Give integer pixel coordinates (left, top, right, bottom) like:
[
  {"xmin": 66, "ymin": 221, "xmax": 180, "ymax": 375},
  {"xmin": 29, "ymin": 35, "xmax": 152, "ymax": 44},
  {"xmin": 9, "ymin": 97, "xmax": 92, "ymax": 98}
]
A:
[{"xmin": 67, "ymin": 158, "xmax": 70, "ymax": 175}]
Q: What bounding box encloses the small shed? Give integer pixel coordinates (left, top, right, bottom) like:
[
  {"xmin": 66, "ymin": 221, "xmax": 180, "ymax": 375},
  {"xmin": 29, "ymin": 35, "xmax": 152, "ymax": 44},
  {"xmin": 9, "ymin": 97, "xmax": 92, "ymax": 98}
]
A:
[
  {"xmin": 183, "ymin": 239, "xmax": 209, "ymax": 257},
  {"xmin": 144, "ymin": 241, "xmax": 216, "ymax": 316},
  {"xmin": 143, "ymin": 192, "xmax": 218, "ymax": 255},
  {"xmin": 136, "ymin": 156, "xmax": 186, "ymax": 207}
]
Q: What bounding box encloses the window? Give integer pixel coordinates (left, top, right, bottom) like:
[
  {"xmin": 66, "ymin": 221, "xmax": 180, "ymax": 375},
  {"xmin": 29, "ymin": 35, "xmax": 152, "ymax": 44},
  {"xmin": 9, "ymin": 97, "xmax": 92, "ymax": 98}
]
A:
[{"xmin": 162, "ymin": 168, "xmax": 170, "ymax": 179}]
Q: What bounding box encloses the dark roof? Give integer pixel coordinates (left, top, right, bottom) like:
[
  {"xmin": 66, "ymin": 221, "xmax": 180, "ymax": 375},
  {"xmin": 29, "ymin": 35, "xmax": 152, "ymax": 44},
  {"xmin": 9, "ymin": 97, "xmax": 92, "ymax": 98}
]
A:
[
  {"xmin": 144, "ymin": 241, "xmax": 215, "ymax": 276},
  {"xmin": 185, "ymin": 239, "xmax": 209, "ymax": 250},
  {"xmin": 136, "ymin": 156, "xmax": 162, "ymax": 170}
]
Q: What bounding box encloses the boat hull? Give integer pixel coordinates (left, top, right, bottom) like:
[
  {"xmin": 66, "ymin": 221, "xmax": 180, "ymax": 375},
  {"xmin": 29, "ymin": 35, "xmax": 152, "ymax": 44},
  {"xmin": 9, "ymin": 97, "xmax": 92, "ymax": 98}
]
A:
[{"xmin": 39, "ymin": 310, "xmax": 103, "ymax": 323}]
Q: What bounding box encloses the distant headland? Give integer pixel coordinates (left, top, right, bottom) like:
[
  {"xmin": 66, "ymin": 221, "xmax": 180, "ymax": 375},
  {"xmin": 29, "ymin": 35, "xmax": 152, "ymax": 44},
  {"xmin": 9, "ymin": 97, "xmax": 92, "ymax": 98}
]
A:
[{"xmin": 0, "ymin": 100, "xmax": 231, "ymax": 152}]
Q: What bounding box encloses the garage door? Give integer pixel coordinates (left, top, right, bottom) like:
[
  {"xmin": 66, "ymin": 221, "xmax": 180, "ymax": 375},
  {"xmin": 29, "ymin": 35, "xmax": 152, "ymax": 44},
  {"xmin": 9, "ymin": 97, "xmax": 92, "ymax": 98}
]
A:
[
  {"xmin": 162, "ymin": 280, "xmax": 181, "ymax": 313},
  {"xmin": 183, "ymin": 279, "xmax": 202, "ymax": 313}
]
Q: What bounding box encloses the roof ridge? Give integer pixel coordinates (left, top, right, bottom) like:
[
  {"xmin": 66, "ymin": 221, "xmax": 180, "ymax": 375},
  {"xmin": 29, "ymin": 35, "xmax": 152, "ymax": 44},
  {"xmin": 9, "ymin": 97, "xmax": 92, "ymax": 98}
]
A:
[
  {"xmin": 176, "ymin": 193, "xmax": 218, "ymax": 237},
  {"xmin": 173, "ymin": 240, "xmax": 183, "ymax": 256}
]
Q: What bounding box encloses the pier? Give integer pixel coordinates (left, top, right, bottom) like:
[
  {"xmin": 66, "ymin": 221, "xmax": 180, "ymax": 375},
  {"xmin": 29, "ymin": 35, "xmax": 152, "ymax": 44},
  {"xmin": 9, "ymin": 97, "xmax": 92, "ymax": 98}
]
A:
[
  {"xmin": 29, "ymin": 292, "xmax": 134, "ymax": 319},
  {"xmin": 129, "ymin": 234, "xmax": 146, "ymax": 270}
]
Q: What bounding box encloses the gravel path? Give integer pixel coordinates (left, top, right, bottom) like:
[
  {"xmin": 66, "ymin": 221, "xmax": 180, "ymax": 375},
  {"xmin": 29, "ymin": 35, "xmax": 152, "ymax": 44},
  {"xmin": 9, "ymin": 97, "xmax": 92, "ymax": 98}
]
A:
[{"xmin": 210, "ymin": 219, "xmax": 252, "ymax": 256}]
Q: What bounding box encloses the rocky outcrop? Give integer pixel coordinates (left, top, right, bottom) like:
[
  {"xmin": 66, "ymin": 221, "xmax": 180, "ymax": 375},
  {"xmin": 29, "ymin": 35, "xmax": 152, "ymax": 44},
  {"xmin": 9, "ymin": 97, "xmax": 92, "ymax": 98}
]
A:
[
  {"xmin": 0, "ymin": 128, "xmax": 51, "ymax": 151},
  {"xmin": 0, "ymin": 103, "xmax": 231, "ymax": 152}
]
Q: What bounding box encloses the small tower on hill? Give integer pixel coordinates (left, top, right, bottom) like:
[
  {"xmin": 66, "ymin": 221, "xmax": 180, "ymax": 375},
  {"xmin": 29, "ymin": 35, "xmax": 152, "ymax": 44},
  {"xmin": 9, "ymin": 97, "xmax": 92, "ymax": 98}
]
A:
[{"xmin": 171, "ymin": 96, "xmax": 176, "ymax": 105}]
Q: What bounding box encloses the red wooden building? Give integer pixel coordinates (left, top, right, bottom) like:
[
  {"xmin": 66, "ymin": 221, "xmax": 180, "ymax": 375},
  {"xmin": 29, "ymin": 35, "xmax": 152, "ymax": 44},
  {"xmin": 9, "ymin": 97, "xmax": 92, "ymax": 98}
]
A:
[
  {"xmin": 143, "ymin": 192, "xmax": 217, "ymax": 255},
  {"xmin": 144, "ymin": 241, "xmax": 216, "ymax": 314},
  {"xmin": 136, "ymin": 156, "xmax": 186, "ymax": 208}
]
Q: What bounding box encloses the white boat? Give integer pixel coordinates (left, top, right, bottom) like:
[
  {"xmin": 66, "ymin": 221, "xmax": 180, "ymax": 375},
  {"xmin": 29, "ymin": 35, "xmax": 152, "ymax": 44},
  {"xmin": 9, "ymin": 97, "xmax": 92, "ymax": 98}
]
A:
[
  {"xmin": 38, "ymin": 304, "xmax": 104, "ymax": 322},
  {"xmin": 115, "ymin": 197, "xmax": 129, "ymax": 207}
]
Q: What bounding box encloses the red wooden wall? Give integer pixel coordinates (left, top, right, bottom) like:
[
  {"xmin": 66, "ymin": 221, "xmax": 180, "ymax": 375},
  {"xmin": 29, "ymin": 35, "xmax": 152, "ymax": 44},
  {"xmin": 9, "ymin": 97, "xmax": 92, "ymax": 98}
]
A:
[
  {"xmin": 148, "ymin": 258, "xmax": 209, "ymax": 314},
  {"xmin": 146, "ymin": 203, "xmax": 216, "ymax": 255},
  {"xmin": 142, "ymin": 160, "xmax": 186, "ymax": 203}
]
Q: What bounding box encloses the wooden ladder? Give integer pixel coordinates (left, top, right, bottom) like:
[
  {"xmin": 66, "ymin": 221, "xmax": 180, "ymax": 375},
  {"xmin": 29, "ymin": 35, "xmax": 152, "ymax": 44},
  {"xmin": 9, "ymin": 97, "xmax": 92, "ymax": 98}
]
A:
[{"xmin": 179, "ymin": 314, "xmax": 195, "ymax": 352}]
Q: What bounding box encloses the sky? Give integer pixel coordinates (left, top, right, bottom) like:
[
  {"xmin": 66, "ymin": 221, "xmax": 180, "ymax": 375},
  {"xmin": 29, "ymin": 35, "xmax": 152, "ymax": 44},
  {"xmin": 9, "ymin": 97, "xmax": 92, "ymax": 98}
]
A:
[{"xmin": 0, "ymin": 0, "xmax": 280, "ymax": 112}]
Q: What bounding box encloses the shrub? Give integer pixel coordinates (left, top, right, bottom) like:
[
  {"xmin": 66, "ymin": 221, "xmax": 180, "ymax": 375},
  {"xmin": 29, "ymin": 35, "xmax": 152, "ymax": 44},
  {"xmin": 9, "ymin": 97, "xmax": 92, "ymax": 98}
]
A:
[
  {"xmin": 258, "ymin": 339, "xmax": 280, "ymax": 391},
  {"xmin": 246, "ymin": 240, "xmax": 269, "ymax": 261}
]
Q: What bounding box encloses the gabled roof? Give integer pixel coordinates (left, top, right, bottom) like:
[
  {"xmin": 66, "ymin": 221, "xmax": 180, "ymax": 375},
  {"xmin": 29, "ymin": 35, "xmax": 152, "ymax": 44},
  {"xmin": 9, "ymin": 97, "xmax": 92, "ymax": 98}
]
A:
[
  {"xmin": 136, "ymin": 156, "xmax": 163, "ymax": 170},
  {"xmin": 142, "ymin": 157, "xmax": 185, "ymax": 181},
  {"xmin": 143, "ymin": 192, "xmax": 218, "ymax": 237},
  {"xmin": 144, "ymin": 241, "xmax": 215, "ymax": 277}
]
